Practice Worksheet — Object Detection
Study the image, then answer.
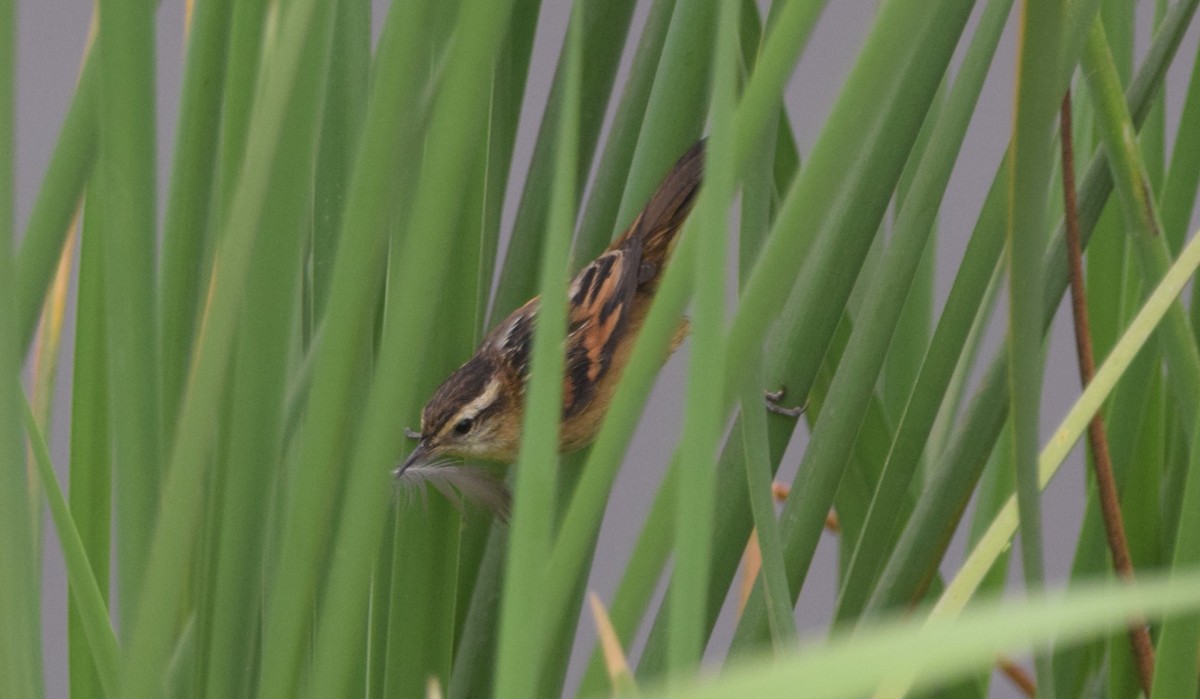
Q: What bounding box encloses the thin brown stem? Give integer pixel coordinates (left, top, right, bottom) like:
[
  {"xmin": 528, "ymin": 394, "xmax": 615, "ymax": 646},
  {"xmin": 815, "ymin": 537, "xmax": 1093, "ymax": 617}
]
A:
[
  {"xmin": 1060, "ymin": 90, "xmax": 1156, "ymax": 695},
  {"xmin": 998, "ymin": 656, "xmax": 1037, "ymax": 698}
]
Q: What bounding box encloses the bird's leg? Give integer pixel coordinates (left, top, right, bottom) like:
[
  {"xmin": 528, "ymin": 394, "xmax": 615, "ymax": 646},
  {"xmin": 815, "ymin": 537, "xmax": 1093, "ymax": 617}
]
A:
[{"xmin": 764, "ymin": 386, "xmax": 806, "ymax": 417}]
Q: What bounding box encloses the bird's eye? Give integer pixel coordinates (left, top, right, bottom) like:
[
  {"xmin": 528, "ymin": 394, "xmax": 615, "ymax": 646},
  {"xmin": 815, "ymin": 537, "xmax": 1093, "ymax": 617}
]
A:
[{"xmin": 453, "ymin": 418, "xmax": 474, "ymax": 435}]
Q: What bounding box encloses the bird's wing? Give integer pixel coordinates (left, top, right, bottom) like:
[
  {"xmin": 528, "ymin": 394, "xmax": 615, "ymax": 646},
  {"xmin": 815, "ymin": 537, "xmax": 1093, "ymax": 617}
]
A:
[
  {"xmin": 488, "ymin": 244, "xmax": 641, "ymax": 418},
  {"xmin": 563, "ymin": 245, "xmax": 641, "ymax": 417},
  {"xmin": 490, "ymin": 297, "xmax": 538, "ymax": 378}
]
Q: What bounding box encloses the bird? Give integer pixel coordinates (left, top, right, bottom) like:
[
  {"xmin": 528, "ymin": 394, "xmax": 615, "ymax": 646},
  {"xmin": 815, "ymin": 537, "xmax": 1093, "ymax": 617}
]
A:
[{"xmin": 396, "ymin": 140, "xmax": 706, "ymax": 488}]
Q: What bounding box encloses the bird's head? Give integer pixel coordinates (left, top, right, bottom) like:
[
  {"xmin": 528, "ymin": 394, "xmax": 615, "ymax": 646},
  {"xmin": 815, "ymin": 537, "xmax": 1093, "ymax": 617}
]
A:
[{"xmin": 397, "ymin": 354, "xmax": 524, "ymax": 475}]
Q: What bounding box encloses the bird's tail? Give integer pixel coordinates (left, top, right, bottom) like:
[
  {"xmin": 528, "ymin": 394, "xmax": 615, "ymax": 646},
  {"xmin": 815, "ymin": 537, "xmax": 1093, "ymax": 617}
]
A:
[{"xmin": 612, "ymin": 139, "xmax": 705, "ymax": 277}]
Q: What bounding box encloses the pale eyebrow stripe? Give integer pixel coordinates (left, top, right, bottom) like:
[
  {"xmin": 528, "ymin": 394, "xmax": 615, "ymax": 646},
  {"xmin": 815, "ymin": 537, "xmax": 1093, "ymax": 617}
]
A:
[{"xmin": 438, "ymin": 377, "xmax": 503, "ymax": 439}]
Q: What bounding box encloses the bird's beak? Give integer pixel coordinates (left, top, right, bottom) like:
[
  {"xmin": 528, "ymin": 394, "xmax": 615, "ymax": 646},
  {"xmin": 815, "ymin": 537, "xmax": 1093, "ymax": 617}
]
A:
[{"xmin": 394, "ymin": 440, "xmax": 430, "ymax": 478}]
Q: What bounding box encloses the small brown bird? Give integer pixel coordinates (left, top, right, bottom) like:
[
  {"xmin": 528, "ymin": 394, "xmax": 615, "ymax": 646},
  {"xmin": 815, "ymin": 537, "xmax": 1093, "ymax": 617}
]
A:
[{"xmin": 397, "ymin": 141, "xmax": 705, "ymax": 479}]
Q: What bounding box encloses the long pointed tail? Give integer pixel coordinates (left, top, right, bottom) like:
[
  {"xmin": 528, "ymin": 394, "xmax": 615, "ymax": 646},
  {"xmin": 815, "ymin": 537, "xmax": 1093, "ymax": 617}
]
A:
[{"xmin": 611, "ymin": 139, "xmax": 705, "ymax": 276}]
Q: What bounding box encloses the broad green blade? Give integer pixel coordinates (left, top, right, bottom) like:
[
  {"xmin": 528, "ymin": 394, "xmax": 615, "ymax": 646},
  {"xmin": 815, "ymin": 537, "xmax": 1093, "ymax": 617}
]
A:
[
  {"xmin": 159, "ymin": 0, "xmax": 232, "ymax": 433},
  {"xmin": 572, "ymin": 0, "xmax": 677, "ymax": 264},
  {"xmin": 15, "ymin": 54, "xmax": 97, "ymax": 353},
  {"xmin": 68, "ymin": 179, "xmax": 113, "ymax": 699},
  {"xmin": 493, "ymin": 7, "xmax": 580, "ymax": 693},
  {"xmin": 668, "ymin": 0, "xmax": 736, "ymax": 674},
  {"xmin": 726, "ymin": 0, "xmax": 976, "ymax": 657},
  {"xmin": 97, "ymin": 0, "xmax": 161, "ymax": 627},
  {"xmin": 660, "ymin": 573, "xmax": 1200, "ymax": 699},
  {"xmin": 22, "ymin": 400, "xmax": 119, "ymax": 697},
  {"xmin": 863, "ymin": 0, "xmax": 1194, "ymax": 623},
  {"xmin": 118, "ymin": 1, "xmax": 337, "ymax": 694},
  {"xmin": 1005, "ymin": 0, "xmax": 1067, "ymax": 691},
  {"xmin": 292, "ymin": 0, "xmax": 523, "ymax": 694},
  {"xmin": 1150, "ymin": 408, "xmax": 1200, "ymax": 698},
  {"xmin": 933, "ymin": 223, "xmax": 1200, "ymax": 621},
  {"xmin": 199, "ymin": 7, "xmax": 326, "ymax": 693},
  {"xmin": 0, "ymin": 0, "xmax": 42, "ymax": 692},
  {"xmin": 493, "ymin": 0, "xmax": 639, "ymax": 319}
]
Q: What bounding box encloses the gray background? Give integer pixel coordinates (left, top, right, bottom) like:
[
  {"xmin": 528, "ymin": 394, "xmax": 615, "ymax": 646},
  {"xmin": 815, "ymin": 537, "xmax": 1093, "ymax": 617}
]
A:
[{"xmin": 15, "ymin": 1, "xmax": 1200, "ymax": 696}]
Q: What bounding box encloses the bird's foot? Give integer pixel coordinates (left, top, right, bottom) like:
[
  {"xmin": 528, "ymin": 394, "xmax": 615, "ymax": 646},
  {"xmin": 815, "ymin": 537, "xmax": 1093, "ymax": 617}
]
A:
[{"xmin": 764, "ymin": 387, "xmax": 806, "ymax": 418}]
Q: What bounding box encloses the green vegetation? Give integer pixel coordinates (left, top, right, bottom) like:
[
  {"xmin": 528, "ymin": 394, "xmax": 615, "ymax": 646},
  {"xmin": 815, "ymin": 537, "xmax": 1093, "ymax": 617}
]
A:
[{"xmin": 7, "ymin": 0, "xmax": 1200, "ymax": 697}]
